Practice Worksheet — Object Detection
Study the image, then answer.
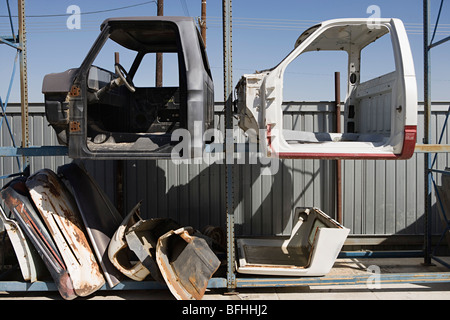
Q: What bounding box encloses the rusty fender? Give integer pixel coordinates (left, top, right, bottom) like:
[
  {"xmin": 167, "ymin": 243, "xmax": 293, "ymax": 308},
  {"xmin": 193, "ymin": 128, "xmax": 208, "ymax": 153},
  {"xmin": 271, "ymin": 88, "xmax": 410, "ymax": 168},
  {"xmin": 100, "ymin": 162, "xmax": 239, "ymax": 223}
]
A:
[
  {"xmin": 57, "ymin": 162, "xmax": 123, "ymax": 288},
  {"xmin": 0, "ymin": 204, "xmax": 44, "ymax": 282},
  {"xmin": 26, "ymin": 169, "xmax": 105, "ymax": 297},
  {"xmin": 108, "ymin": 201, "xmax": 151, "ymax": 281},
  {"xmin": 0, "ymin": 178, "xmax": 77, "ymax": 300},
  {"xmin": 125, "ymin": 217, "xmax": 180, "ymax": 284}
]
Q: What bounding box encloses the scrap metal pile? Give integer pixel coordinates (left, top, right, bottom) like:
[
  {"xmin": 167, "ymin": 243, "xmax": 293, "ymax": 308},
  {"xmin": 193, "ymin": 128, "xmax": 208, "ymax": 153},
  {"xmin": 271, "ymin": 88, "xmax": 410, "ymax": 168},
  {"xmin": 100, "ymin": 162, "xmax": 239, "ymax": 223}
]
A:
[{"xmin": 0, "ymin": 162, "xmax": 223, "ymax": 300}]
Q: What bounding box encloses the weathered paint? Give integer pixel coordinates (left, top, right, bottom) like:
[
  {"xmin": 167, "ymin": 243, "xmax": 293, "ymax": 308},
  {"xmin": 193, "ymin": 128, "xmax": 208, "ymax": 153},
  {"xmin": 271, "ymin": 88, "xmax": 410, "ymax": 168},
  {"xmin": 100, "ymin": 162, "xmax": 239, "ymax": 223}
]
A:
[
  {"xmin": 0, "ymin": 204, "xmax": 43, "ymax": 282},
  {"xmin": 26, "ymin": 169, "xmax": 105, "ymax": 297},
  {"xmin": 0, "ymin": 179, "xmax": 77, "ymax": 300},
  {"xmin": 57, "ymin": 162, "xmax": 123, "ymax": 288},
  {"xmin": 108, "ymin": 202, "xmax": 151, "ymax": 281},
  {"xmin": 125, "ymin": 217, "xmax": 180, "ymax": 283},
  {"xmin": 156, "ymin": 227, "xmax": 221, "ymax": 300}
]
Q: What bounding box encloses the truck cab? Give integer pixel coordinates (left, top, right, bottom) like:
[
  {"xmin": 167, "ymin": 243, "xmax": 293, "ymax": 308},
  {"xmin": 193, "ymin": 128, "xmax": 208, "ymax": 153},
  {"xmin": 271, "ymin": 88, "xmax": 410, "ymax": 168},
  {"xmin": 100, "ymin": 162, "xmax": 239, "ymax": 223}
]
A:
[
  {"xmin": 236, "ymin": 18, "xmax": 417, "ymax": 160},
  {"xmin": 42, "ymin": 17, "xmax": 214, "ymax": 159}
]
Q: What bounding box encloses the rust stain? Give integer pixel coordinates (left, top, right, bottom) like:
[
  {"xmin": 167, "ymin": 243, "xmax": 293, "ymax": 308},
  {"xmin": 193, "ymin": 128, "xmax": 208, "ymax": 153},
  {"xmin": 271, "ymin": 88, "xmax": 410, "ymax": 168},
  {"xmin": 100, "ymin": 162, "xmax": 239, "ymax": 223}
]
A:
[
  {"xmin": 69, "ymin": 85, "xmax": 80, "ymax": 97},
  {"xmin": 188, "ymin": 275, "xmax": 203, "ymax": 300},
  {"xmin": 70, "ymin": 121, "xmax": 81, "ymax": 132},
  {"xmin": 157, "ymin": 228, "xmax": 219, "ymax": 300},
  {"xmin": 179, "ymin": 232, "xmax": 192, "ymax": 243},
  {"xmin": 26, "ymin": 170, "xmax": 105, "ymax": 296},
  {"xmin": 3, "ymin": 192, "xmax": 66, "ymax": 270}
]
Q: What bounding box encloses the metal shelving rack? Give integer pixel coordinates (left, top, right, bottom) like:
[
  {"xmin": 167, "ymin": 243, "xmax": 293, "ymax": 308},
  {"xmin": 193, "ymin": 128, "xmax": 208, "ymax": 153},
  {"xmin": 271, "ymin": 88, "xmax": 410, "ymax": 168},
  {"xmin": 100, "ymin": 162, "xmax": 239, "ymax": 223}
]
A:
[
  {"xmin": 0, "ymin": 0, "xmax": 67, "ymax": 168},
  {"xmin": 421, "ymin": 0, "xmax": 450, "ymax": 268},
  {"xmin": 0, "ymin": 0, "xmax": 28, "ymax": 172},
  {"xmin": 218, "ymin": 0, "xmax": 450, "ymax": 291},
  {"xmin": 2, "ymin": 0, "xmax": 450, "ymax": 295}
]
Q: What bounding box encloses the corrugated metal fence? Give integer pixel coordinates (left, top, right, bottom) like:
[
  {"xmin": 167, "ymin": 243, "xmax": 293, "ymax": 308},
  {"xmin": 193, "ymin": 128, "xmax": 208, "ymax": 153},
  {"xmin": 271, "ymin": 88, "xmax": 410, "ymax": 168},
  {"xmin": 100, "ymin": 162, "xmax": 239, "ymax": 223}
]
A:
[{"xmin": 1, "ymin": 102, "xmax": 449, "ymax": 238}]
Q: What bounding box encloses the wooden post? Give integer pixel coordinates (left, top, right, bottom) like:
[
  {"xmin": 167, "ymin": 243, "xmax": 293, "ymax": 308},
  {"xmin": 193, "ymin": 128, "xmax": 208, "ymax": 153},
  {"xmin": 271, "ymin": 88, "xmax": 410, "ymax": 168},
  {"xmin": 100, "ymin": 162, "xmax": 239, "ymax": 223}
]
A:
[
  {"xmin": 201, "ymin": 0, "xmax": 207, "ymax": 45},
  {"xmin": 156, "ymin": 0, "xmax": 163, "ymax": 87}
]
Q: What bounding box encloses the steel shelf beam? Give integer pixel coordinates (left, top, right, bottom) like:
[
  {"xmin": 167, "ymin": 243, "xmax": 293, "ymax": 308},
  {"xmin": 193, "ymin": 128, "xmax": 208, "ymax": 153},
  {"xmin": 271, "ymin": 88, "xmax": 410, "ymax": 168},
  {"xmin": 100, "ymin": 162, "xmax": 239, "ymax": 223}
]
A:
[
  {"xmin": 2, "ymin": 271, "xmax": 450, "ymax": 293},
  {"xmin": 0, "ymin": 146, "xmax": 68, "ymax": 157}
]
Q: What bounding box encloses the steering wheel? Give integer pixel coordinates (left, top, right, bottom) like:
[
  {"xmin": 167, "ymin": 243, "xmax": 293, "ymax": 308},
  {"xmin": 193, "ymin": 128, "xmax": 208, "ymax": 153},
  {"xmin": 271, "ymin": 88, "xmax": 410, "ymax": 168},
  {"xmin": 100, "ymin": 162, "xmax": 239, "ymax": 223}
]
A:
[{"xmin": 115, "ymin": 63, "xmax": 136, "ymax": 93}]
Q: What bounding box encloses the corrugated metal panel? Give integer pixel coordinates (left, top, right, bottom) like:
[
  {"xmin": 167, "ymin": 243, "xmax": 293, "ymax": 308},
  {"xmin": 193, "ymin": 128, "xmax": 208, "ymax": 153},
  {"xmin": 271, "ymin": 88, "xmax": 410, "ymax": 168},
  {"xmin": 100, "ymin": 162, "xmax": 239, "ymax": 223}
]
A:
[
  {"xmin": 1, "ymin": 102, "xmax": 449, "ymax": 238},
  {"xmin": 341, "ymin": 103, "xmax": 450, "ymax": 237},
  {"xmin": 0, "ymin": 105, "xmax": 116, "ymax": 233}
]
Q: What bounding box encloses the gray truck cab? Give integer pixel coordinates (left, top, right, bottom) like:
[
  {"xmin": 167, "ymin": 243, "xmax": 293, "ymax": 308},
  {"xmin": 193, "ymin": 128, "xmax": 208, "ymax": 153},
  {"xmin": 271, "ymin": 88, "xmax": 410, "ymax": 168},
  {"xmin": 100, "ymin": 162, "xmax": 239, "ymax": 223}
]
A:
[{"xmin": 42, "ymin": 17, "xmax": 214, "ymax": 159}]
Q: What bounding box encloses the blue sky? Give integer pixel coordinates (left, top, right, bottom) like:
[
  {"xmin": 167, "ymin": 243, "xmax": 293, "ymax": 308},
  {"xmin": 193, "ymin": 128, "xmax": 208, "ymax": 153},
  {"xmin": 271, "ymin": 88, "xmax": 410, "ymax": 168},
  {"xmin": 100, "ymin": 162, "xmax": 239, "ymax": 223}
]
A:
[{"xmin": 1, "ymin": 0, "xmax": 449, "ymax": 103}]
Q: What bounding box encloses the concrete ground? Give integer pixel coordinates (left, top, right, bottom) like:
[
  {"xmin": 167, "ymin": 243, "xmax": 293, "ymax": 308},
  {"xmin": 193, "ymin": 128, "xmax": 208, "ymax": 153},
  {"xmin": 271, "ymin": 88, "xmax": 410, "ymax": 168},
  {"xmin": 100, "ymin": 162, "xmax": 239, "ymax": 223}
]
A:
[{"xmin": 1, "ymin": 257, "xmax": 450, "ymax": 300}]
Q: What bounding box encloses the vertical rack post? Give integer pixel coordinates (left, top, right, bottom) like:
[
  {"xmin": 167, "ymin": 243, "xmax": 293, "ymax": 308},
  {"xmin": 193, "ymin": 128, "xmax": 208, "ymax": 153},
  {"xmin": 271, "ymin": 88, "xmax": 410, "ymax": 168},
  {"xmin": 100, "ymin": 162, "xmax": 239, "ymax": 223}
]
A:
[
  {"xmin": 222, "ymin": 0, "xmax": 236, "ymax": 290},
  {"xmin": 335, "ymin": 72, "xmax": 342, "ymax": 224},
  {"xmin": 423, "ymin": 0, "xmax": 433, "ymax": 265},
  {"xmin": 18, "ymin": 0, "xmax": 29, "ymax": 169}
]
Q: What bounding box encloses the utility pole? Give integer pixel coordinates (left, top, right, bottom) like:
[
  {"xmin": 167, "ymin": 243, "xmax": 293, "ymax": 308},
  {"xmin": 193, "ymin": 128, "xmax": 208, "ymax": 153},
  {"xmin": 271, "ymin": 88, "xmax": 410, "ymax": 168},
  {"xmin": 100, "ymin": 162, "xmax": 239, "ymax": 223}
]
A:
[
  {"xmin": 156, "ymin": 0, "xmax": 163, "ymax": 87},
  {"xmin": 200, "ymin": 0, "xmax": 207, "ymax": 45}
]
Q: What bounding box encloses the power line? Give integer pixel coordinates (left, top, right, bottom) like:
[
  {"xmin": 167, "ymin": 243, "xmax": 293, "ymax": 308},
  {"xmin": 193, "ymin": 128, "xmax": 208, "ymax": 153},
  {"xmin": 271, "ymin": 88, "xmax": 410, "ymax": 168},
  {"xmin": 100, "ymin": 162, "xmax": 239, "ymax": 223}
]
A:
[
  {"xmin": 207, "ymin": 16, "xmax": 450, "ymax": 30},
  {"xmin": 1, "ymin": 15, "xmax": 450, "ymax": 37},
  {"xmin": 205, "ymin": 17, "xmax": 450, "ymax": 36},
  {"xmin": 0, "ymin": 1, "xmax": 156, "ymax": 18},
  {"xmin": 179, "ymin": 0, "xmax": 190, "ymax": 16}
]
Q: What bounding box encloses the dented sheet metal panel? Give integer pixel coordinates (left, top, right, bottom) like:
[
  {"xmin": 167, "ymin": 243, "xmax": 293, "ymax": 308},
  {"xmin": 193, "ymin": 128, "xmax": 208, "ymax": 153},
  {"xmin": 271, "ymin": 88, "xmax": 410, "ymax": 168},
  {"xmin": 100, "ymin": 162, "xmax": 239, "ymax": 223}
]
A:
[
  {"xmin": 57, "ymin": 162, "xmax": 123, "ymax": 288},
  {"xmin": 26, "ymin": 169, "xmax": 105, "ymax": 296},
  {"xmin": 156, "ymin": 227, "xmax": 220, "ymax": 300},
  {"xmin": 108, "ymin": 202, "xmax": 151, "ymax": 281},
  {"xmin": 125, "ymin": 217, "xmax": 180, "ymax": 283},
  {"xmin": 0, "ymin": 204, "xmax": 44, "ymax": 282},
  {"xmin": 0, "ymin": 179, "xmax": 77, "ymax": 300}
]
